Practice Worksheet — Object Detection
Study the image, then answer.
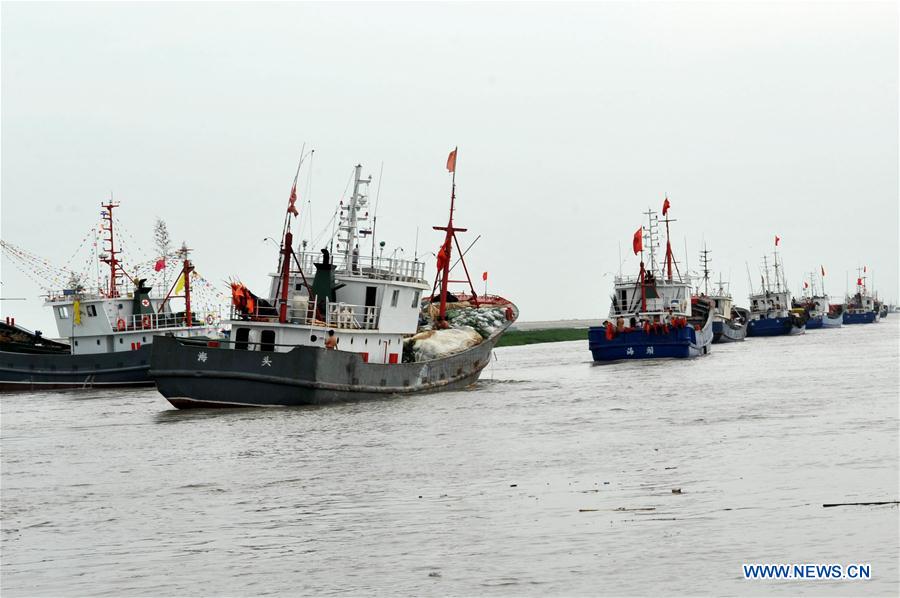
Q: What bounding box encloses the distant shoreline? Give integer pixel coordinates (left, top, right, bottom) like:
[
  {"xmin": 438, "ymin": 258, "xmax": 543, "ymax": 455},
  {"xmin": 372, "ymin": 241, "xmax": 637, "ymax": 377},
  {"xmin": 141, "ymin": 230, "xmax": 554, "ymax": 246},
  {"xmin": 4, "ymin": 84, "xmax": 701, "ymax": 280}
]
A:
[
  {"xmin": 497, "ymin": 326, "xmax": 589, "ymax": 347},
  {"xmin": 509, "ymin": 319, "xmax": 595, "ymax": 332}
]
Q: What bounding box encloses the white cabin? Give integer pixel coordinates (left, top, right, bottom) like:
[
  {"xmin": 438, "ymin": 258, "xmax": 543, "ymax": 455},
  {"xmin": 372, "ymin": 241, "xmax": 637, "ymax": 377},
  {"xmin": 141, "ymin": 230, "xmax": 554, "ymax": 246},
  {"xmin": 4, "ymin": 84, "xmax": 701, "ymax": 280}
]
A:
[
  {"xmin": 46, "ymin": 288, "xmax": 215, "ymax": 356},
  {"xmin": 229, "ymin": 164, "xmax": 430, "ymax": 364}
]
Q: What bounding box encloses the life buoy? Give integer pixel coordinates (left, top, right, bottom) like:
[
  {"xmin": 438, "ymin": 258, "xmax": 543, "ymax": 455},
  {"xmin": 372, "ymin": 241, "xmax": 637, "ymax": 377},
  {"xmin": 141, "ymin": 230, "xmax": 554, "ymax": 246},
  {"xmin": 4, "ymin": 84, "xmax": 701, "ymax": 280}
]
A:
[
  {"xmin": 206, "ymin": 314, "xmax": 215, "ymax": 326},
  {"xmin": 141, "ymin": 315, "xmax": 151, "ymax": 329},
  {"xmin": 116, "ymin": 318, "xmax": 126, "ymax": 331}
]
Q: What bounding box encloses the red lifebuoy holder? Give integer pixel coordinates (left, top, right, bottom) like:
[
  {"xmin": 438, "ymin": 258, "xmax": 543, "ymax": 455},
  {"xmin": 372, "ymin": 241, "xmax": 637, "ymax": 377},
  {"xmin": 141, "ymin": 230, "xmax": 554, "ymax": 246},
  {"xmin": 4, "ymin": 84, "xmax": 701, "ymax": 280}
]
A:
[
  {"xmin": 141, "ymin": 315, "xmax": 151, "ymax": 329},
  {"xmin": 116, "ymin": 318, "xmax": 126, "ymax": 331}
]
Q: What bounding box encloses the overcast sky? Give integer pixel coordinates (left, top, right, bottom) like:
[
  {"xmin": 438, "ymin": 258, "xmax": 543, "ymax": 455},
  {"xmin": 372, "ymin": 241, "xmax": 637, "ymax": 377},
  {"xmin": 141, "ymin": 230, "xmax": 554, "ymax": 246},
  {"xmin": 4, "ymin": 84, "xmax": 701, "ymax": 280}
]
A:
[{"xmin": 2, "ymin": 1, "xmax": 897, "ymax": 332}]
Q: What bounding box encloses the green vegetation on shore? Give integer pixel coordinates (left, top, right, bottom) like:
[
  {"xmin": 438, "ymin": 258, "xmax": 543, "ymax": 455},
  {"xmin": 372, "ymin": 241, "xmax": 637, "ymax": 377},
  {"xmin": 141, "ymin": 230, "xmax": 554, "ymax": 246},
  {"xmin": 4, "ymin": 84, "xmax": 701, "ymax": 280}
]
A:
[{"xmin": 496, "ymin": 327, "xmax": 588, "ymax": 347}]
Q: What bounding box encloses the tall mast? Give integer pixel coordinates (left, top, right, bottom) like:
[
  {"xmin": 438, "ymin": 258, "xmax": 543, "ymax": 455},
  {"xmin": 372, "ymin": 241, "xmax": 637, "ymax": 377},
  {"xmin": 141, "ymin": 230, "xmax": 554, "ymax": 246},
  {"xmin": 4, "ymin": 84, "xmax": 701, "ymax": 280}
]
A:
[
  {"xmin": 762, "ymin": 255, "xmax": 771, "ymax": 293},
  {"xmin": 99, "ymin": 200, "xmax": 122, "ymax": 298},
  {"xmin": 432, "ymin": 147, "xmax": 478, "ymax": 325},
  {"xmin": 641, "ymin": 208, "xmax": 659, "ymax": 275},
  {"xmin": 699, "ymin": 244, "xmax": 711, "ymax": 295},
  {"xmin": 177, "ymin": 243, "xmax": 194, "ymax": 327},
  {"xmin": 341, "ymin": 165, "xmax": 371, "ymax": 273},
  {"xmin": 662, "ymin": 199, "xmax": 675, "ymax": 282},
  {"xmin": 772, "ymin": 250, "xmax": 782, "ymax": 293}
]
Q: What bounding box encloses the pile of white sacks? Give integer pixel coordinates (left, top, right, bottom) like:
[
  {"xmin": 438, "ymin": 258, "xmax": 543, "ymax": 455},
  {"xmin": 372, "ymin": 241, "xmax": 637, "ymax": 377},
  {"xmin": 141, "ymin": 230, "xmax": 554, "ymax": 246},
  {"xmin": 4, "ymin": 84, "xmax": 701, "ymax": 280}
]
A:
[{"xmin": 407, "ymin": 305, "xmax": 509, "ymax": 362}]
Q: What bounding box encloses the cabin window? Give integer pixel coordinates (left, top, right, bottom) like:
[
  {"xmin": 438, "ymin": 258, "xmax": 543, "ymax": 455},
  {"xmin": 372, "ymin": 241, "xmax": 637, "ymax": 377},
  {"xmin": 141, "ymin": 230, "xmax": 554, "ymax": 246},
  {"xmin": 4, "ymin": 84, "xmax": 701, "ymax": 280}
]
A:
[
  {"xmin": 235, "ymin": 327, "xmax": 250, "ymax": 351},
  {"xmin": 74, "ymin": 340, "xmax": 79, "ymax": 346},
  {"xmin": 57, "ymin": 306, "xmax": 69, "ymax": 319},
  {"xmin": 96, "ymin": 339, "xmax": 100, "ymax": 346},
  {"xmin": 310, "ymin": 334, "xmax": 318, "ymax": 342},
  {"xmin": 260, "ymin": 329, "xmax": 276, "ymax": 352},
  {"xmin": 86, "ymin": 305, "xmax": 97, "ymax": 317},
  {"xmin": 411, "ymin": 291, "xmax": 420, "ymax": 308},
  {"xmin": 391, "ymin": 290, "xmax": 400, "ymax": 307},
  {"xmin": 119, "ymin": 338, "xmax": 123, "ymax": 344}
]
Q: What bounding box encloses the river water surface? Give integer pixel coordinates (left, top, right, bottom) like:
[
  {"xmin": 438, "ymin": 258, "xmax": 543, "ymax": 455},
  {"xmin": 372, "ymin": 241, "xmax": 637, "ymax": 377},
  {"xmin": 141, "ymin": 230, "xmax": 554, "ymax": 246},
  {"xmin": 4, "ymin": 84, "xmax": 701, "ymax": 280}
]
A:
[{"xmin": 2, "ymin": 321, "xmax": 898, "ymax": 596}]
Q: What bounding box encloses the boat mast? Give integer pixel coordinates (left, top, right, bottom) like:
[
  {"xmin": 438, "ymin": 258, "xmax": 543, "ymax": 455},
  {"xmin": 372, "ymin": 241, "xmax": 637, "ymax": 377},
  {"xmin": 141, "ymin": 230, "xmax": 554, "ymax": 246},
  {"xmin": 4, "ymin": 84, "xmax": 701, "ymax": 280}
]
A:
[
  {"xmin": 699, "ymin": 244, "xmax": 711, "ymax": 295},
  {"xmin": 641, "ymin": 208, "xmax": 659, "ymax": 276},
  {"xmin": 341, "ymin": 165, "xmax": 371, "ymax": 273},
  {"xmin": 772, "ymin": 250, "xmax": 782, "ymax": 293},
  {"xmin": 100, "ymin": 200, "xmax": 122, "ymax": 298},
  {"xmin": 762, "ymin": 255, "xmax": 771, "ymax": 293},
  {"xmin": 432, "ymin": 147, "xmax": 478, "ymax": 326},
  {"xmin": 178, "ymin": 243, "xmax": 194, "ymax": 327},
  {"xmin": 661, "ymin": 197, "xmax": 675, "ymax": 282}
]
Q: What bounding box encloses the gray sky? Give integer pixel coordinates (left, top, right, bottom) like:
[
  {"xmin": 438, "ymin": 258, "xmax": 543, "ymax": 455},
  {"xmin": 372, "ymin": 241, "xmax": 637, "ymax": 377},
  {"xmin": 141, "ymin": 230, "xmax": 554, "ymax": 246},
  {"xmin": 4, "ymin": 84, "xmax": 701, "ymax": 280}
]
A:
[{"xmin": 2, "ymin": 1, "xmax": 897, "ymax": 332}]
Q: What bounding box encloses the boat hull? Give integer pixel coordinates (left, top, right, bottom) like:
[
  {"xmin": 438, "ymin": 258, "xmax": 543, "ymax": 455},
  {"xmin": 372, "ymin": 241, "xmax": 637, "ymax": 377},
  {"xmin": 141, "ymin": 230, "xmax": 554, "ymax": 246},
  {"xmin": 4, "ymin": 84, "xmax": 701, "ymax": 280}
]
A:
[
  {"xmin": 843, "ymin": 311, "xmax": 876, "ymax": 325},
  {"xmin": 0, "ymin": 346, "xmax": 154, "ymax": 392},
  {"xmin": 821, "ymin": 313, "xmax": 843, "ymax": 328},
  {"xmin": 746, "ymin": 316, "xmax": 805, "ymax": 337},
  {"xmin": 805, "ymin": 315, "xmax": 824, "ymax": 330},
  {"xmin": 588, "ymin": 310, "xmax": 714, "ymax": 361},
  {"xmin": 712, "ymin": 319, "xmax": 747, "ymax": 343},
  {"xmin": 150, "ymin": 333, "xmax": 500, "ymax": 408}
]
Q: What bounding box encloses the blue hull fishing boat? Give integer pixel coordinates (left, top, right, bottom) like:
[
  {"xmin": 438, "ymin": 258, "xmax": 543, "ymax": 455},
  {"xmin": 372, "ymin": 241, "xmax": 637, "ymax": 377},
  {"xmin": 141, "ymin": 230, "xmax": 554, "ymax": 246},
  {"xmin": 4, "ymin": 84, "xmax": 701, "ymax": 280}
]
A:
[
  {"xmin": 746, "ymin": 240, "xmax": 805, "ymax": 337},
  {"xmin": 844, "ymin": 311, "xmax": 876, "ymax": 325},
  {"xmin": 588, "ymin": 198, "xmax": 714, "ymax": 362},
  {"xmin": 843, "ymin": 268, "xmax": 879, "ymax": 325},
  {"xmin": 792, "ymin": 268, "xmax": 840, "ymax": 331}
]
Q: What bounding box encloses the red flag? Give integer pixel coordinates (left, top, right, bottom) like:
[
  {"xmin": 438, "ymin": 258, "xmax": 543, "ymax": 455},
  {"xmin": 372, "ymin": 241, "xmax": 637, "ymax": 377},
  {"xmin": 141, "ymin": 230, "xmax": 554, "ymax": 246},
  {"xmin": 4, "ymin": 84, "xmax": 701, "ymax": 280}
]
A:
[
  {"xmin": 662, "ymin": 197, "xmax": 671, "ymax": 215},
  {"xmin": 821, "ymin": 265, "xmax": 826, "ymax": 277},
  {"xmin": 632, "ymin": 228, "xmax": 643, "ymax": 255},
  {"xmin": 482, "ymin": 271, "xmax": 488, "ymax": 281},
  {"xmin": 154, "ymin": 258, "xmax": 166, "ymax": 272},
  {"xmin": 803, "ymin": 281, "xmax": 809, "ymax": 289},
  {"xmin": 287, "ymin": 183, "xmax": 299, "ymax": 216},
  {"xmin": 446, "ymin": 148, "xmax": 457, "ymax": 173},
  {"xmin": 775, "ymin": 235, "xmax": 780, "ymax": 246}
]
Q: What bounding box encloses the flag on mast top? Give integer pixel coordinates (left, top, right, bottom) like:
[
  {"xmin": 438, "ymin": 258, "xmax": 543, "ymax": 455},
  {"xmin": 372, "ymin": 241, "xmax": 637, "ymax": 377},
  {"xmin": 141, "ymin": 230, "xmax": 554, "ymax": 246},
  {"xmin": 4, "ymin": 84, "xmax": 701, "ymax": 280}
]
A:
[{"xmin": 446, "ymin": 147, "xmax": 457, "ymax": 173}]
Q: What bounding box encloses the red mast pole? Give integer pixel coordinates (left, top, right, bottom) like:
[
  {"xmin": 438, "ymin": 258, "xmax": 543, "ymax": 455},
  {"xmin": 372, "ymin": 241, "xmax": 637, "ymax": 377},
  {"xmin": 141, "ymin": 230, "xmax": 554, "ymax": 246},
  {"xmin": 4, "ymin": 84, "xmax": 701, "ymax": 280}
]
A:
[
  {"xmin": 432, "ymin": 147, "xmax": 477, "ymax": 326},
  {"xmin": 279, "ymin": 231, "xmax": 293, "ymax": 324},
  {"xmin": 640, "ymin": 238, "xmax": 647, "ymax": 312}
]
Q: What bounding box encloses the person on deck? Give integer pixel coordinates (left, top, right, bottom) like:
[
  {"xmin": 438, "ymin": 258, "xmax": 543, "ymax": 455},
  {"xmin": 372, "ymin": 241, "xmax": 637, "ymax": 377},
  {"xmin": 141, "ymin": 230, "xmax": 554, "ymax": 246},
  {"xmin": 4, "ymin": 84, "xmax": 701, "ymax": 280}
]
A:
[{"xmin": 324, "ymin": 330, "xmax": 337, "ymax": 350}]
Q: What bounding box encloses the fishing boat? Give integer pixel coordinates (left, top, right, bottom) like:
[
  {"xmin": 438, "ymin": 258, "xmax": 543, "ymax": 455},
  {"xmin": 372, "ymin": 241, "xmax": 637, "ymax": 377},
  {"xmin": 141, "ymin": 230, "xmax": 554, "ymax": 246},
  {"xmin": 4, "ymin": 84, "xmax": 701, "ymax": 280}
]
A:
[
  {"xmin": 844, "ymin": 268, "xmax": 879, "ymax": 324},
  {"xmin": 792, "ymin": 268, "xmax": 842, "ymax": 329},
  {"xmin": 588, "ymin": 198, "xmax": 714, "ymax": 361},
  {"xmin": 0, "ymin": 203, "xmax": 217, "ymax": 391},
  {"xmin": 697, "ymin": 246, "xmax": 749, "ymax": 343},
  {"xmin": 746, "ymin": 239, "xmax": 806, "ymax": 337},
  {"xmin": 150, "ymin": 149, "xmax": 518, "ymax": 408}
]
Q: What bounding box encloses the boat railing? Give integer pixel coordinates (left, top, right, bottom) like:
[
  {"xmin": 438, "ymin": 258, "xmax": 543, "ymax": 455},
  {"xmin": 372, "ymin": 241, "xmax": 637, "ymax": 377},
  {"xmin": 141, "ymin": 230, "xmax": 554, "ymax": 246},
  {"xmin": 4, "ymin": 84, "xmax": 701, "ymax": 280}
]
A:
[
  {"xmin": 296, "ymin": 251, "xmax": 426, "ymax": 283},
  {"xmin": 121, "ymin": 312, "xmax": 205, "ymax": 332},
  {"xmin": 230, "ymin": 296, "xmax": 381, "ymax": 330}
]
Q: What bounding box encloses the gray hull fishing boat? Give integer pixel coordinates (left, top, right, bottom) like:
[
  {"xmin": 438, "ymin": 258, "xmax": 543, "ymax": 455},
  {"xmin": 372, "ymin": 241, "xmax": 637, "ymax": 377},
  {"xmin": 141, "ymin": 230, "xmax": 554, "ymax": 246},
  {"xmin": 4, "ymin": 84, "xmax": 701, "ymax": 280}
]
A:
[
  {"xmin": 151, "ymin": 150, "xmax": 518, "ymax": 408},
  {"xmin": 697, "ymin": 246, "xmax": 749, "ymax": 344},
  {"xmin": 0, "ymin": 202, "xmax": 217, "ymax": 392}
]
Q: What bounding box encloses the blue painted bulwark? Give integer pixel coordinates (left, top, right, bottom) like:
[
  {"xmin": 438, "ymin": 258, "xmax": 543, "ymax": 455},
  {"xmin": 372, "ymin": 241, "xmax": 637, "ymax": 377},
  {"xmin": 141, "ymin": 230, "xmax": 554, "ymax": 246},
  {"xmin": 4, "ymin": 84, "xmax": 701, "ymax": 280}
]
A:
[
  {"xmin": 746, "ymin": 315, "xmax": 805, "ymax": 337},
  {"xmin": 804, "ymin": 314, "xmax": 824, "ymax": 330},
  {"xmin": 843, "ymin": 311, "xmax": 876, "ymax": 325},
  {"xmin": 588, "ymin": 320, "xmax": 712, "ymax": 361}
]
